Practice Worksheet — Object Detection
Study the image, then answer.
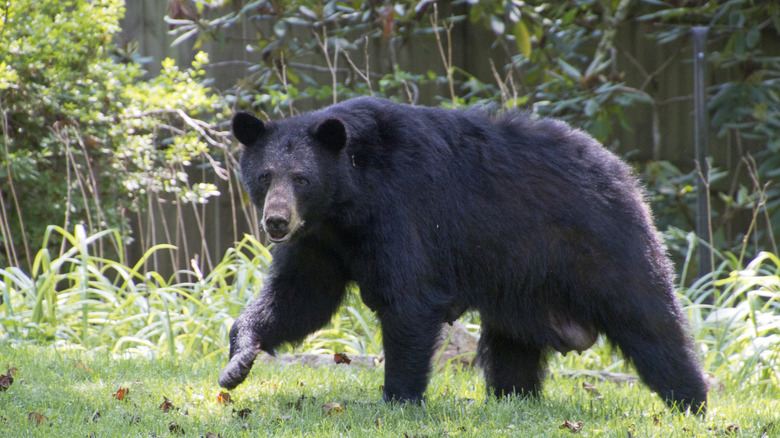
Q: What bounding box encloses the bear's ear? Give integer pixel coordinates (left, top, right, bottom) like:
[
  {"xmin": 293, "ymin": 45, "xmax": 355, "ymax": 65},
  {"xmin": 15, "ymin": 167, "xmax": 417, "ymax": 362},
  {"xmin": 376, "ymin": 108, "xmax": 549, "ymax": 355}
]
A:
[
  {"xmin": 314, "ymin": 118, "xmax": 347, "ymax": 152},
  {"xmin": 232, "ymin": 112, "xmax": 265, "ymax": 147}
]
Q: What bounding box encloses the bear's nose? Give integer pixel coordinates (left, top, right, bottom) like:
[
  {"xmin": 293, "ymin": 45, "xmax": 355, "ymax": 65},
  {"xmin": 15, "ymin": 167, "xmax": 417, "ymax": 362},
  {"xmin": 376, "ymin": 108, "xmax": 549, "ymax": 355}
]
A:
[{"xmin": 264, "ymin": 216, "xmax": 289, "ymax": 238}]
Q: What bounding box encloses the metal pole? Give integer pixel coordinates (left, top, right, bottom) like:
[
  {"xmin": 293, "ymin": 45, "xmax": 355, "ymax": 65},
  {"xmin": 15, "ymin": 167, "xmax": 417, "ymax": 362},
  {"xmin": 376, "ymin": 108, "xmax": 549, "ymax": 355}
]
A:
[{"xmin": 692, "ymin": 27, "xmax": 712, "ymax": 279}]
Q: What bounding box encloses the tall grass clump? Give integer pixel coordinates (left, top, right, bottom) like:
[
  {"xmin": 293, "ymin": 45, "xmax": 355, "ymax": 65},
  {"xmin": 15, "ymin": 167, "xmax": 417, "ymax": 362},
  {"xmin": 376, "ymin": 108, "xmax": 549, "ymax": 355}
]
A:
[
  {"xmin": 0, "ymin": 224, "xmax": 380, "ymax": 360},
  {"xmin": 0, "ymin": 225, "xmax": 270, "ymax": 361},
  {"xmin": 680, "ymin": 249, "xmax": 780, "ymax": 392}
]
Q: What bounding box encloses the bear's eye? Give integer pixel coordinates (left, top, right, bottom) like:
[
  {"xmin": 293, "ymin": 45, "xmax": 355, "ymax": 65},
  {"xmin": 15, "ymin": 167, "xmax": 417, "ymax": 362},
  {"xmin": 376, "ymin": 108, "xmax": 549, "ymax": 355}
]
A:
[
  {"xmin": 259, "ymin": 172, "xmax": 271, "ymax": 184},
  {"xmin": 294, "ymin": 175, "xmax": 309, "ymax": 186}
]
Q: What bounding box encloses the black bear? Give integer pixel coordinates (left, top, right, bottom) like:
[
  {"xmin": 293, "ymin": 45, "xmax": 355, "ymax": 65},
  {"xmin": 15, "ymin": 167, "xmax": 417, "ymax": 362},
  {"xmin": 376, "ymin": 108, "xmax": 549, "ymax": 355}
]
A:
[{"xmin": 220, "ymin": 97, "xmax": 707, "ymax": 414}]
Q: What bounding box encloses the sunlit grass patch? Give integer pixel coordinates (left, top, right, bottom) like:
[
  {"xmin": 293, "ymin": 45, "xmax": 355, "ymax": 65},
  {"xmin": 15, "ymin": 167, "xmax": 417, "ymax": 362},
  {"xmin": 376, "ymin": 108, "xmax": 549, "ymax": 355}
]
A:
[
  {"xmin": 0, "ymin": 225, "xmax": 269, "ymax": 360},
  {"xmin": 1, "ymin": 343, "xmax": 778, "ymax": 437}
]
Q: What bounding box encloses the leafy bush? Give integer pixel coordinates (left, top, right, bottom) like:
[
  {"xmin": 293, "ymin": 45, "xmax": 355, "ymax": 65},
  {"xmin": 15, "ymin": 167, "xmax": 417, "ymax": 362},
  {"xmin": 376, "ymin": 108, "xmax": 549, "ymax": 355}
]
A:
[{"xmin": 0, "ymin": 0, "xmax": 229, "ymax": 271}]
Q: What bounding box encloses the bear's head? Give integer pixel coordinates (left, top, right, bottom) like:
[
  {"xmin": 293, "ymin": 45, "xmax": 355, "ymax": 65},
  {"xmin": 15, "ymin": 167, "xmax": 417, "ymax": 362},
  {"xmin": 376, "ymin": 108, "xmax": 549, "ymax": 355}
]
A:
[{"xmin": 233, "ymin": 112, "xmax": 348, "ymax": 243}]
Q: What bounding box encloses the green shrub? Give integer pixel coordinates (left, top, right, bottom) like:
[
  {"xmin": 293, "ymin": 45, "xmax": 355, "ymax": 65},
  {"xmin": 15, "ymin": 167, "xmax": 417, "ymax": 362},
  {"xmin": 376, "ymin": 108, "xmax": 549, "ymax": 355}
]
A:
[{"xmin": 0, "ymin": 0, "xmax": 228, "ymax": 271}]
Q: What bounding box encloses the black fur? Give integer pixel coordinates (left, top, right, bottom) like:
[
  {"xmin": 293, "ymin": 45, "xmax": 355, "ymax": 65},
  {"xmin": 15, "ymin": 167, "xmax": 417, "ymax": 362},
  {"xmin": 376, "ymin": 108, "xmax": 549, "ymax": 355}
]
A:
[{"xmin": 221, "ymin": 97, "xmax": 707, "ymax": 414}]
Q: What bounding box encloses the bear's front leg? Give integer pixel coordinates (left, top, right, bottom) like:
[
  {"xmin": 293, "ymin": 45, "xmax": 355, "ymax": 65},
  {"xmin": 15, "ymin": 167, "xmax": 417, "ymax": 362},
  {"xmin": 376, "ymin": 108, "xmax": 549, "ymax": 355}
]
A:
[
  {"xmin": 219, "ymin": 243, "xmax": 348, "ymax": 390},
  {"xmin": 379, "ymin": 309, "xmax": 443, "ymax": 403},
  {"xmin": 218, "ymin": 316, "xmax": 263, "ymax": 390}
]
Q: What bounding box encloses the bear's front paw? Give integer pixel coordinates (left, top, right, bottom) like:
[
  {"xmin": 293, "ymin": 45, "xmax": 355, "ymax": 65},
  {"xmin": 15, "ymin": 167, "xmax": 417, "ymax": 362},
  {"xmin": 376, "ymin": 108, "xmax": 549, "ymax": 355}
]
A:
[{"xmin": 218, "ymin": 349, "xmax": 259, "ymax": 390}]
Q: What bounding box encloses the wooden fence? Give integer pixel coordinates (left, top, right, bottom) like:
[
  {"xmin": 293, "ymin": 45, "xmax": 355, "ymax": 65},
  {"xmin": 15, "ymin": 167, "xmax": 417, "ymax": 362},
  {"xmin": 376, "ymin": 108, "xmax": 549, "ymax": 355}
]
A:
[{"xmin": 116, "ymin": 2, "xmax": 763, "ymax": 274}]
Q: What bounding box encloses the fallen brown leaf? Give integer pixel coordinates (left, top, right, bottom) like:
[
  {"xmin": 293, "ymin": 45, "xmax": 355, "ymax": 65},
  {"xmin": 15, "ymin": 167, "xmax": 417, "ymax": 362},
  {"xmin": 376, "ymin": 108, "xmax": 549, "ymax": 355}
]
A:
[
  {"xmin": 28, "ymin": 412, "xmax": 48, "ymax": 426},
  {"xmin": 0, "ymin": 373, "xmax": 12, "ymax": 392},
  {"xmin": 112, "ymin": 387, "xmax": 129, "ymax": 400},
  {"xmin": 582, "ymin": 382, "xmax": 603, "ymax": 399},
  {"xmin": 321, "ymin": 402, "xmax": 344, "ymax": 416},
  {"xmin": 168, "ymin": 421, "xmax": 185, "ymax": 435},
  {"xmin": 159, "ymin": 396, "xmax": 177, "ymax": 413},
  {"xmin": 560, "ymin": 420, "xmax": 583, "ymax": 433},
  {"xmin": 83, "ymin": 411, "xmax": 101, "ymax": 423},
  {"xmin": 217, "ymin": 391, "xmax": 233, "ymax": 405},
  {"xmin": 286, "ymin": 395, "xmax": 310, "ymax": 411},
  {"xmin": 234, "ymin": 408, "xmax": 252, "ymax": 420},
  {"xmin": 74, "ymin": 361, "xmax": 93, "ymax": 372},
  {"xmin": 334, "ymin": 352, "xmax": 352, "ymax": 365}
]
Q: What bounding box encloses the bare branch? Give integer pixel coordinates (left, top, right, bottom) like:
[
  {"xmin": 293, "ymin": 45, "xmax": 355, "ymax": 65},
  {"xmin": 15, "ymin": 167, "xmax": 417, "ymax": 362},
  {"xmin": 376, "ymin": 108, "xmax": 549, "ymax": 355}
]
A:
[
  {"xmin": 430, "ymin": 4, "xmax": 457, "ymax": 107},
  {"xmin": 314, "ymin": 28, "xmax": 340, "ymax": 105},
  {"xmin": 342, "ymin": 36, "xmax": 373, "ymax": 94}
]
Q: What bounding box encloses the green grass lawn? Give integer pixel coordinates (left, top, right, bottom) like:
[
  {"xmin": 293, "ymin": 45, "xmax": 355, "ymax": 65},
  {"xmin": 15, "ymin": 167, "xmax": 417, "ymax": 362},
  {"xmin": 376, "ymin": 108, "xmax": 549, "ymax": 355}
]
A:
[{"xmin": 1, "ymin": 343, "xmax": 777, "ymax": 437}]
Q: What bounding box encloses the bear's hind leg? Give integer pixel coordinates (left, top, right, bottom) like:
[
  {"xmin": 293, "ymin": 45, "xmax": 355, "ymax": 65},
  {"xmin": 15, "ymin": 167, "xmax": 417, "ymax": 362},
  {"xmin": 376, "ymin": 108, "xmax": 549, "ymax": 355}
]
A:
[
  {"xmin": 600, "ymin": 298, "xmax": 708, "ymax": 414},
  {"xmin": 478, "ymin": 327, "xmax": 546, "ymax": 399}
]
